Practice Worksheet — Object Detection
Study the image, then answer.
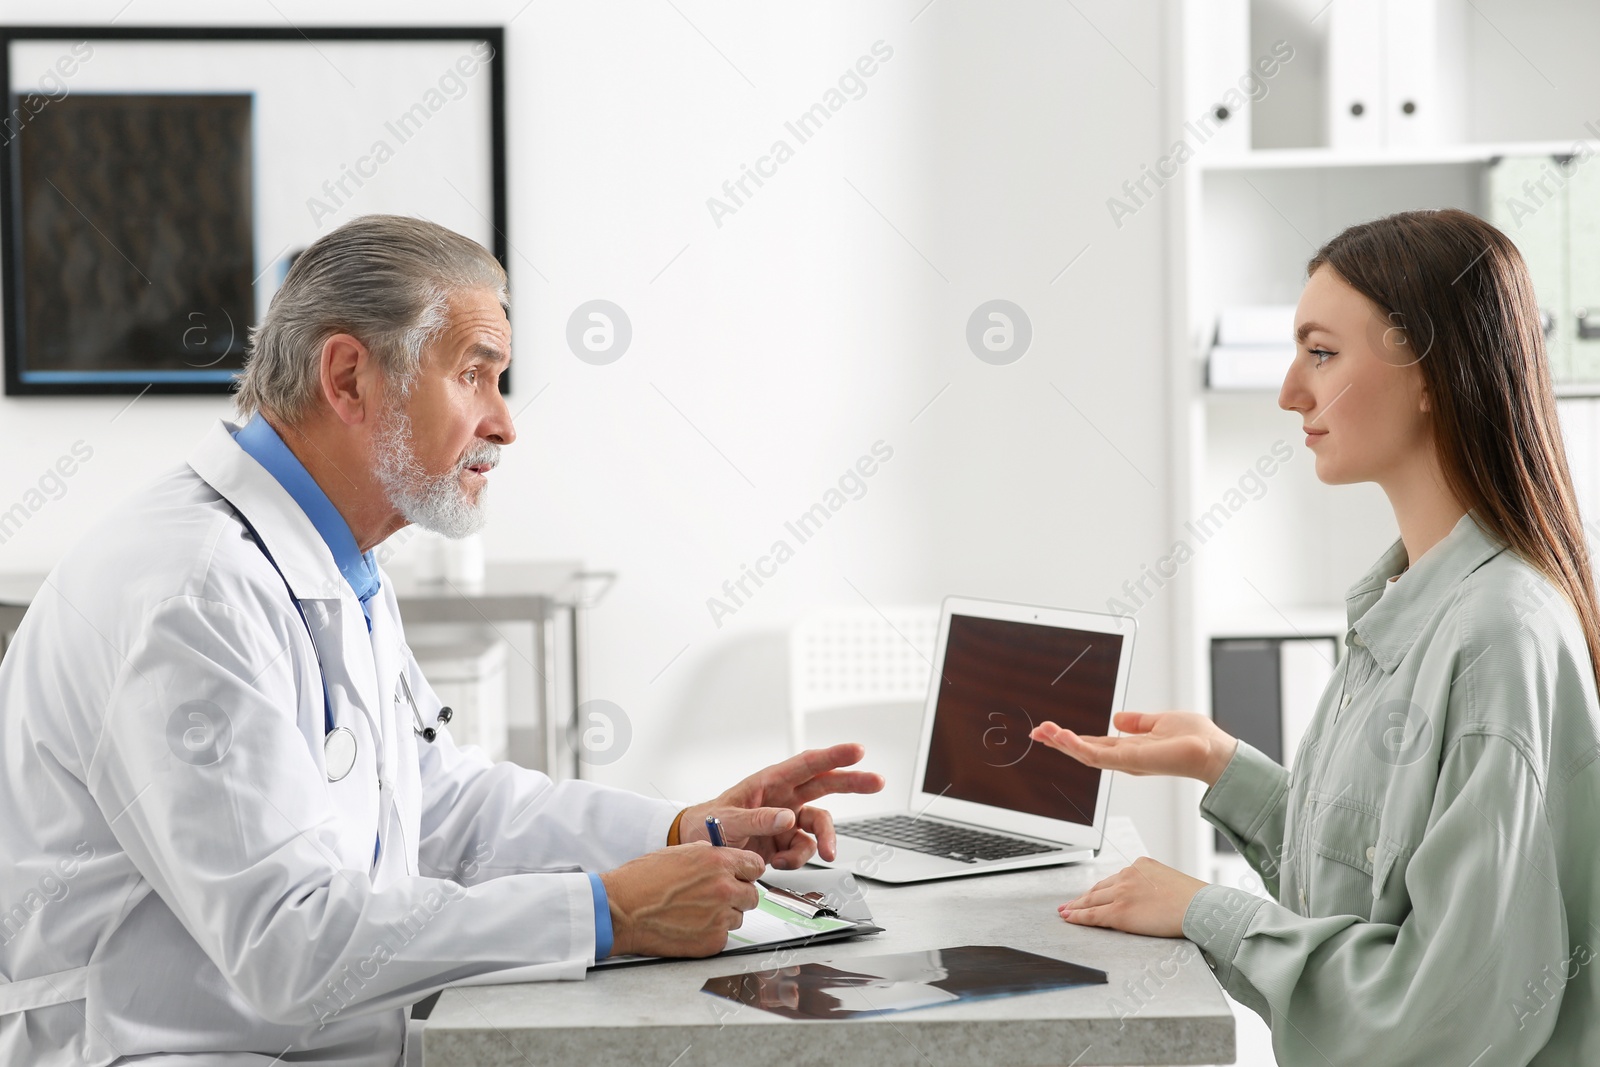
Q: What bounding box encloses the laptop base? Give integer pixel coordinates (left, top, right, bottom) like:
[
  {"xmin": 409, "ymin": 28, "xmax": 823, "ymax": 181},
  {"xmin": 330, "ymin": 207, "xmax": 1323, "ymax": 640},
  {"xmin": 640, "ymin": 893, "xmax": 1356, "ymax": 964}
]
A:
[{"xmin": 814, "ymin": 825, "xmax": 1095, "ymax": 884}]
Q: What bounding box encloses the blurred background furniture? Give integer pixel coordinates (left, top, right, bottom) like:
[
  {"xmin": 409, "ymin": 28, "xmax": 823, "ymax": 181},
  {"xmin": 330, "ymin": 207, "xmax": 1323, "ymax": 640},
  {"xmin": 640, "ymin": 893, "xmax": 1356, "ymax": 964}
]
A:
[
  {"xmin": 788, "ymin": 604, "xmax": 938, "ymax": 820},
  {"xmin": 0, "ymin": 561, "xmax": 609, "ymax": 781}
]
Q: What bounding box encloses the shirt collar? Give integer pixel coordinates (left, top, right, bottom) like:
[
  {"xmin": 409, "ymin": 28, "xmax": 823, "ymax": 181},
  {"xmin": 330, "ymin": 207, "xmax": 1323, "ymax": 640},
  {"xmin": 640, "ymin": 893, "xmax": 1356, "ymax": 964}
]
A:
[
  {"xmin": 1346, "ymin": 509, "xmax": 1505, "ymax": 672},
  {"xmin": 232, "ymin": 414, "xmax": 380, "ymax": 607}
]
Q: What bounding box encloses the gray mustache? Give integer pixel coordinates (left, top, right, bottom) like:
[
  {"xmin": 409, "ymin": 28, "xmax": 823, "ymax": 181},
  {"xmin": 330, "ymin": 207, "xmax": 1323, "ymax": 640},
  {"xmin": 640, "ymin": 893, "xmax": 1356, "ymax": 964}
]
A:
[{"xmin": 458, "ymin": 442, "xmax": 500, "ymax": 472}]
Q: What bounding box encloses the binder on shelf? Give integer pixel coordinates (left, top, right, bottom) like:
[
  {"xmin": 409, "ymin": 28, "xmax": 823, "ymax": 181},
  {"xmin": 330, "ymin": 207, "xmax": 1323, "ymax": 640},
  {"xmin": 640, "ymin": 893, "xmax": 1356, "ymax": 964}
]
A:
[
  {"xmin": 1182, "ymin": 0, "xmax": 1252, "ymax": 154},
  {"xmin": 1327, "ymin": 0, "xmax": 1466, "ymax": 150},
  {"xmin": 1384, "ymin": 0, "xmax": 1467, "ymax": 148},
  {"xmin": 1567, "ymin": 155, "xmax": 1600, "ymax": 382},
  {"xmin": 1209, "ymin": 635, "xmax": 1337, "ymax": 853},
  {"xmin": 1326, "ymin": 0, "xmax": 1384, "ymax": 150},
  {"xmin": 1486, "ymin": 154, "xmax": 1600, "ymax": 386}
]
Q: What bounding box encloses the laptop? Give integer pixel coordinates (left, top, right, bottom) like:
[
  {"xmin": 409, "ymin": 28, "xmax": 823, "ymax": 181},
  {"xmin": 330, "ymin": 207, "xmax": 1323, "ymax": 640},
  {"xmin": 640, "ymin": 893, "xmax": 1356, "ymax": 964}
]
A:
[{"xmin": 812, "ymin": 596, "xmax": 1136, "ymax": 883}]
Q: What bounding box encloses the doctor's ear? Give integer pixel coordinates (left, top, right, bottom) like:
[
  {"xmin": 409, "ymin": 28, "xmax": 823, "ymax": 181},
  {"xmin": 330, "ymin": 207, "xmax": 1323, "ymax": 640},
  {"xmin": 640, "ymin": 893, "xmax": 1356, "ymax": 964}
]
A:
[{"xmin": 318, "ymin": 333, "xmax": 381, "ymax": 425}]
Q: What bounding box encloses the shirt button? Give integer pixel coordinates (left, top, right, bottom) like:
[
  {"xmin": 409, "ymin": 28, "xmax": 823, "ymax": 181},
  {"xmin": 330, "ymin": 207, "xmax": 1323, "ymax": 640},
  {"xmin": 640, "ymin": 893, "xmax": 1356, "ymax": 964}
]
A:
[
  {"xmin": 1299, "ymin": 887, "xmax": 1307, "ymax": 910},
  {"xmin": 1365, "ymin": 845, "xmax": 1377, "ymax": 864},
  {"xmin": 1341, "ymin": 693, "xmax": 1353, "ymax": 709},
  {"xmin": 1351, "ymin": 634, "xmax": 1365, "ymax": 648}
]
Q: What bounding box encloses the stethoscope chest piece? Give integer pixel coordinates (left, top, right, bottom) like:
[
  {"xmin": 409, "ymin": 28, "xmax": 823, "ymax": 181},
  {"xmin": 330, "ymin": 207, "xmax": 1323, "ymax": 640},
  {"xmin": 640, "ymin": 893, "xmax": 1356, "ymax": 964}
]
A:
[{"xmin": 324, "ymin": 727, "xmax": 358, "ymax": 782}]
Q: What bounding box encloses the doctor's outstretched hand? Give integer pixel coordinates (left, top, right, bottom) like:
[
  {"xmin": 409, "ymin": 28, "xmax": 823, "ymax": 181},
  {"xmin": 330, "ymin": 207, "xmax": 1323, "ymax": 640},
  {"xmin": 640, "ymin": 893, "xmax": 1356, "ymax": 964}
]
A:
[{"xmin": 678, "ymin": 743, "xmax": 886, "ymax": 870}]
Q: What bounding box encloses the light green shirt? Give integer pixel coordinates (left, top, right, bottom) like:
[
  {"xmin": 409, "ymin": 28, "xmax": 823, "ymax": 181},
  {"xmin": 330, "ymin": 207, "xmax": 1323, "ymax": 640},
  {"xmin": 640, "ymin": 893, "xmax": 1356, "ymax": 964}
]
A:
[{"xmin": 1184, "ymin": 510, "xmax": 1600, "ymax": 1065}]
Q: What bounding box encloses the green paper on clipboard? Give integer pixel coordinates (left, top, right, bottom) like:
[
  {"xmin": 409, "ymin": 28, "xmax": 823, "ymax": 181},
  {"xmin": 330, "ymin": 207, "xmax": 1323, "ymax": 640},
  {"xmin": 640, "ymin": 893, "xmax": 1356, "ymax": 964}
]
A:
[{"xmin": 592, "ymin": 868, "xmax": 881, "ymax": 968}]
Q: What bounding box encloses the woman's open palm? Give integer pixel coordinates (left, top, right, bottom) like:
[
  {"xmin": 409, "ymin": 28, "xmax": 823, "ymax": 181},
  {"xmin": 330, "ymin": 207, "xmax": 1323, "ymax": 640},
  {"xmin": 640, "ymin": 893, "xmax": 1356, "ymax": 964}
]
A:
[{"xmin": 1030, "ymin": 711, "xmax": 1238, "ymax": 786}]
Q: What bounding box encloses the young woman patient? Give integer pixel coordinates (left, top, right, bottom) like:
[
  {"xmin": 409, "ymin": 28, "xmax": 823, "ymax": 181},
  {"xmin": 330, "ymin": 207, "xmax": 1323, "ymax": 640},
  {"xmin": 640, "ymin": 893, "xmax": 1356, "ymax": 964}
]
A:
[{"xmin": 1032, "ymin": 208, "xmax": 1600, "ymax": 1064}]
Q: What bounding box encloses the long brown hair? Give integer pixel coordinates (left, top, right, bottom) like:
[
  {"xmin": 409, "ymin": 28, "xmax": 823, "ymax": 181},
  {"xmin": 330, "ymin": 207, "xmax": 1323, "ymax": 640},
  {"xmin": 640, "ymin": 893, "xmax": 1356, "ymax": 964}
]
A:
[{"xmin": 1308, "ymin": 208, "xmax": 1600, "ymax": 695}]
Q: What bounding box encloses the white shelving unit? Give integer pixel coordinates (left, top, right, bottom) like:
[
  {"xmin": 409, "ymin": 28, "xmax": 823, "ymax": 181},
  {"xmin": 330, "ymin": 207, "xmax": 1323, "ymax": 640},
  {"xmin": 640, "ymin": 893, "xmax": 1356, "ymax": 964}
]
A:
[
  {"xmin": 1165, "ymin": 6, "xmax": 1600, "ymax": 1062},
  {"xmin": 1199, "ymin": 140, "xmax": 1600, "ymax": 171},
  {"xmin": 1169, "ymin": 1, "xmax": 1600, "ymax": 892}
]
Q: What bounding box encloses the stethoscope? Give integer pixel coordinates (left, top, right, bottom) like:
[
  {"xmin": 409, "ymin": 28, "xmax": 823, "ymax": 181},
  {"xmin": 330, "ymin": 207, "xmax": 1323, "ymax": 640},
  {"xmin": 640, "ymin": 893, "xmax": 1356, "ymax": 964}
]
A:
[
  {"xmin": 398, "ymin": 671, "xmax": 453, "ymax": 742},
  {"xmin": 235, "ymin": 510, "xmax": 452, "ymax": 782}
]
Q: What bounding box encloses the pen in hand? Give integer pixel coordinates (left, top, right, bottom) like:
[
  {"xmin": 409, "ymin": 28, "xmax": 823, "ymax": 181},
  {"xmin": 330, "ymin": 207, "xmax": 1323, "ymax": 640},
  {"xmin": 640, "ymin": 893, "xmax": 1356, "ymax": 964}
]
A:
[{"xmin": 705, "ymin": 816, "xmax": 726, "ymax": 847}]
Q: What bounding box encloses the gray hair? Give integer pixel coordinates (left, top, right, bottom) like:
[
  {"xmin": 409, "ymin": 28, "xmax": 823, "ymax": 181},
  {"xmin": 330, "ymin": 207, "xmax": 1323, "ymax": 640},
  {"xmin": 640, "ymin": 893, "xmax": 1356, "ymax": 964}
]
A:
[{"xmin": 235, "ymin": 215, "xmax": 508, "ymax": 422}]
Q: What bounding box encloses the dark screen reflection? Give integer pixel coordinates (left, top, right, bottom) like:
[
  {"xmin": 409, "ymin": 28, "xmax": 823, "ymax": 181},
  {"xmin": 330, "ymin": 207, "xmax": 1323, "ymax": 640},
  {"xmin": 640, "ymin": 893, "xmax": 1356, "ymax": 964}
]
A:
[
  {"xmin": 920, "ymin": 615, "xmax": 1123, "ymax": 824},
  {"xmin": 702, "ymin": 946, "xmax": 1108, "ymax": 1020}
]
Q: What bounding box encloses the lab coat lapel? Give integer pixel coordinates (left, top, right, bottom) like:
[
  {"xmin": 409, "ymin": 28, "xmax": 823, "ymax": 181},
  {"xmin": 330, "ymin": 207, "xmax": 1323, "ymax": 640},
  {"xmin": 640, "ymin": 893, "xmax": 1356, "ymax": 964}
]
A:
[
  {"xmin": 337, "ymin": 593, "xmax": 385, "ymax": 768},
  {"xmin": 368, "ymin": 597, "xmax": 418, "ymax": 879},
  {"xmin": 188, "ymin": 419, "xmax": 389, "ymax": 786},
  {"xmin": 187, "ymin": 420, "xmax": 342, "ymax": 602}
]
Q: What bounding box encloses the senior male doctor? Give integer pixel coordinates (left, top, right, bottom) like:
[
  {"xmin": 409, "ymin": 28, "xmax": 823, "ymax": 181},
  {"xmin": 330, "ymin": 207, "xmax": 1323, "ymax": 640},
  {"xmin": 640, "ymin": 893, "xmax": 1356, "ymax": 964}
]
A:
[{"xmin": 0, "ymin": 214, "xmax": 882, "ymax": 1066}]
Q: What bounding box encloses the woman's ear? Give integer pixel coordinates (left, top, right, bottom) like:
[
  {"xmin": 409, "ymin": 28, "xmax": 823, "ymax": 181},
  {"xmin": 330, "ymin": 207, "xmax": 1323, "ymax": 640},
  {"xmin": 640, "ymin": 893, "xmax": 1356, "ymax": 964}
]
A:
[{"xmin": 1419, "ymin": 382, "xmax": 1431, "ymax": 413}]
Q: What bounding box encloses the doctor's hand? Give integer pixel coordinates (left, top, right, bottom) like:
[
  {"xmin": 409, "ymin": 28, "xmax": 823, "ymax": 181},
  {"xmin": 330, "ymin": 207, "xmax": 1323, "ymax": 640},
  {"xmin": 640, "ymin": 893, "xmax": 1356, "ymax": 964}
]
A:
[
  {"xmin": 678, "ymin": 743, "xmax": 885, "ymax": 870},
  {"xmin": 1059, "ymin": 856, "xmax": 1209, "ymax": 939},
  {"xmin": 600, "ymin": 842, "xmax": 765, "ymax": 958},
  {"xmin": 1031, "ymin": 712, "xmax": 1239, "ymax": 787}
]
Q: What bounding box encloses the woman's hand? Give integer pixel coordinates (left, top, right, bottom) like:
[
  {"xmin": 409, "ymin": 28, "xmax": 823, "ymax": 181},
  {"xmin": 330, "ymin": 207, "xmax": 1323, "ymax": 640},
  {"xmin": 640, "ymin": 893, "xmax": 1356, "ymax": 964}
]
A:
[
  {"xmin": 1029, "ymin": 711, "xmax": 1239, "ymax": 786},
  {"xmin": 1059, "ymin": 856, "xmax": 1208, "ymax": 938}
]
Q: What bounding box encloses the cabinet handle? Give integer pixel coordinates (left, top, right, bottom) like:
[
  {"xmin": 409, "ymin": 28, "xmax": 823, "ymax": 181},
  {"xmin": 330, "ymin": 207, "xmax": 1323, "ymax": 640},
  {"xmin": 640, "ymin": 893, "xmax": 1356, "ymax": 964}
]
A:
[{"xmin": 1579, "ymin": 309, "xmax": 1600, "ymax": 341}]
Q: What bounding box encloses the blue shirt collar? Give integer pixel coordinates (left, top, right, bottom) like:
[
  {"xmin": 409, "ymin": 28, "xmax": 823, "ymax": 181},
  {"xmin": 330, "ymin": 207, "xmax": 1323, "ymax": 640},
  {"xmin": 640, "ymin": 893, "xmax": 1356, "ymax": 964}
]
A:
[{"xmin": 233, "ymin": 414, "xmax": 381, "ymax": 610}]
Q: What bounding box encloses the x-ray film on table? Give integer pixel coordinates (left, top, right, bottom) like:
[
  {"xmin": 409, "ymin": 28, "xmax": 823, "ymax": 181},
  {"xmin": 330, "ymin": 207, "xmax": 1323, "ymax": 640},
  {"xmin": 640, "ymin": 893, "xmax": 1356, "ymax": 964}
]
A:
[{"xmin": 701, "ymin": 945, "xmax": 1107, "ymax": 1020}]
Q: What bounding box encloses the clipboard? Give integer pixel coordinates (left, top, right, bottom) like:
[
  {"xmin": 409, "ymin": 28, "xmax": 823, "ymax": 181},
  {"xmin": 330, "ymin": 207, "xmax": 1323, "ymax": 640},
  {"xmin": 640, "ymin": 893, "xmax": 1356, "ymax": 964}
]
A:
[{"xmin": 593, "ymin": 867, "xmax": 881, "ymax": 968}]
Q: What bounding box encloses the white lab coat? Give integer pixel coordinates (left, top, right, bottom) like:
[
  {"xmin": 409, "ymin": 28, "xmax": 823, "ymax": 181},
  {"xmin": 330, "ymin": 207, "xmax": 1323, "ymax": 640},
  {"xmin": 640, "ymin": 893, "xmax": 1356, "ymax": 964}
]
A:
[{"xmin": 0, "ymin": 420, "xmax": 678, "ymax": 1065}]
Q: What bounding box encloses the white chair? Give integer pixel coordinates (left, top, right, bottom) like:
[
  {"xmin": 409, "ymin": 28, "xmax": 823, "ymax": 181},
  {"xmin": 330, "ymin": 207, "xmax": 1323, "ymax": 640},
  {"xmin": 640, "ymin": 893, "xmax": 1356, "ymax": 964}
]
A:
[{"xmin": 788, "ymin": 606, "xmax": 940, "ymax": 818}]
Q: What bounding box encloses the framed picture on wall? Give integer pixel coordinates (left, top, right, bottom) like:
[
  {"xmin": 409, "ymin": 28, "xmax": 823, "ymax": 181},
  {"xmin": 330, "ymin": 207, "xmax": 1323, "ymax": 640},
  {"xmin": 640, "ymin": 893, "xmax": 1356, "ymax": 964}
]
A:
[{"xmin": 0, "ymin": 25, "xmax": 507, "ymax": 396}]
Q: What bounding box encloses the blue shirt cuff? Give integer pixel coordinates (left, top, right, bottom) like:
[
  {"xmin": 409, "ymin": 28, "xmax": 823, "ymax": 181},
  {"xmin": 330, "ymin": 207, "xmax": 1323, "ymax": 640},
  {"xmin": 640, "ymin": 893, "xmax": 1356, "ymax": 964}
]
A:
[{"xmin": 587, "ymin": 872, "xmax": 613, "ymax": 959}]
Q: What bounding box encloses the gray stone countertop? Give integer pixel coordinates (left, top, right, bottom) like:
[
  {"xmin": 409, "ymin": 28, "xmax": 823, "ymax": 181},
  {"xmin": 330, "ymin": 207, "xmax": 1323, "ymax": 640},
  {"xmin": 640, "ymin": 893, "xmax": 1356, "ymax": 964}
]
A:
[{"xmin": 423, "ymin": 816, "xmax": 1235, "ymax": 1066}]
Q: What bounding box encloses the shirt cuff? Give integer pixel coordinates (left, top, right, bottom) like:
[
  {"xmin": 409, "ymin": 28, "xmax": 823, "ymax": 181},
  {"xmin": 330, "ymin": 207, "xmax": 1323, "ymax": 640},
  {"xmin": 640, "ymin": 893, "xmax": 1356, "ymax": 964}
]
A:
[
  {"xmin": 1200, "ymin": 740, "xmax": 1290, "ymax": 842},
  {"xmin": 1182, "ymin": 883, "xmax": 1267, "ymax": 991},
  {"xmin": 587, "ymin": 872, "xmax": 613, "ymax": 959}
]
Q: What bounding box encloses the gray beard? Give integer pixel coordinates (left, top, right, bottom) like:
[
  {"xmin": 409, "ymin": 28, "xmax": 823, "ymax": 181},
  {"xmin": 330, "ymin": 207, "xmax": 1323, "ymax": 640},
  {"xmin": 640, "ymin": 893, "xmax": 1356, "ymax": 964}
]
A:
[{"xmin": 372, "ymin": 401, "xmax": 498, "ymax": 539}]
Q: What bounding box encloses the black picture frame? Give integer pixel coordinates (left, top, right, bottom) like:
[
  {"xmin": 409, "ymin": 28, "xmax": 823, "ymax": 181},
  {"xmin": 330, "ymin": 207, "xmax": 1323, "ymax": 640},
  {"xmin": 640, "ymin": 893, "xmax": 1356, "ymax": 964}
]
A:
[{"xmin": 0, "ymin": 25, "xmax": 509, "ymax": 397}]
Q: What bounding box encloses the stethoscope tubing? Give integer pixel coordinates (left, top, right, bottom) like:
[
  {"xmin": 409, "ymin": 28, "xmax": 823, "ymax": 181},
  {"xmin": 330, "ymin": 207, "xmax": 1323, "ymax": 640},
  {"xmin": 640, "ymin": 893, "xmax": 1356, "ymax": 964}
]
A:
[{"xmin": 232, "ymin": 508, "xmax": 449, "ymax": 785}]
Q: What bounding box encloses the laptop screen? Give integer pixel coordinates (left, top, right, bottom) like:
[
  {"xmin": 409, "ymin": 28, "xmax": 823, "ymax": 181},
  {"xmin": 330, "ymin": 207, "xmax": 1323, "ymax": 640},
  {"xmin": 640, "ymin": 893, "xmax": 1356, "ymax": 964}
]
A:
[{"xmin": 920, "ymin": 614, "xmax": 1124, "ymax": 826}]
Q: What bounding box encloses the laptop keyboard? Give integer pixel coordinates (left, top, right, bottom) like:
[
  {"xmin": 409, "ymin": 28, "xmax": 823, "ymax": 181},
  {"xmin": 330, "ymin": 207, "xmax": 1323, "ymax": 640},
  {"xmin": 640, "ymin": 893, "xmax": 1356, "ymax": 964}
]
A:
[{"xmin": 837, "ymin": 814, "xmax": 1065, "ymax": 864}]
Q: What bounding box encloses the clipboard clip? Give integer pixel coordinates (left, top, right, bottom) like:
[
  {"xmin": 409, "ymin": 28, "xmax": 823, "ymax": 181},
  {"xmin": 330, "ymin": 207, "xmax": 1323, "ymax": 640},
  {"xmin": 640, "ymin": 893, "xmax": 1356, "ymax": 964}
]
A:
[{"xmin": 757, "ymin": 880, "xmax": 839, "ymax": 919}]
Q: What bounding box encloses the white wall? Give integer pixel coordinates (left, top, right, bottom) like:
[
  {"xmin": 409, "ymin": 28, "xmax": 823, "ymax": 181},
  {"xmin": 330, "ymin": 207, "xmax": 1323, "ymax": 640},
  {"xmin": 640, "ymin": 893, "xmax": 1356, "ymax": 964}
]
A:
[{"xmin": 0, "ymin": 0, "xmax": 1182, "ymax": 863}]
